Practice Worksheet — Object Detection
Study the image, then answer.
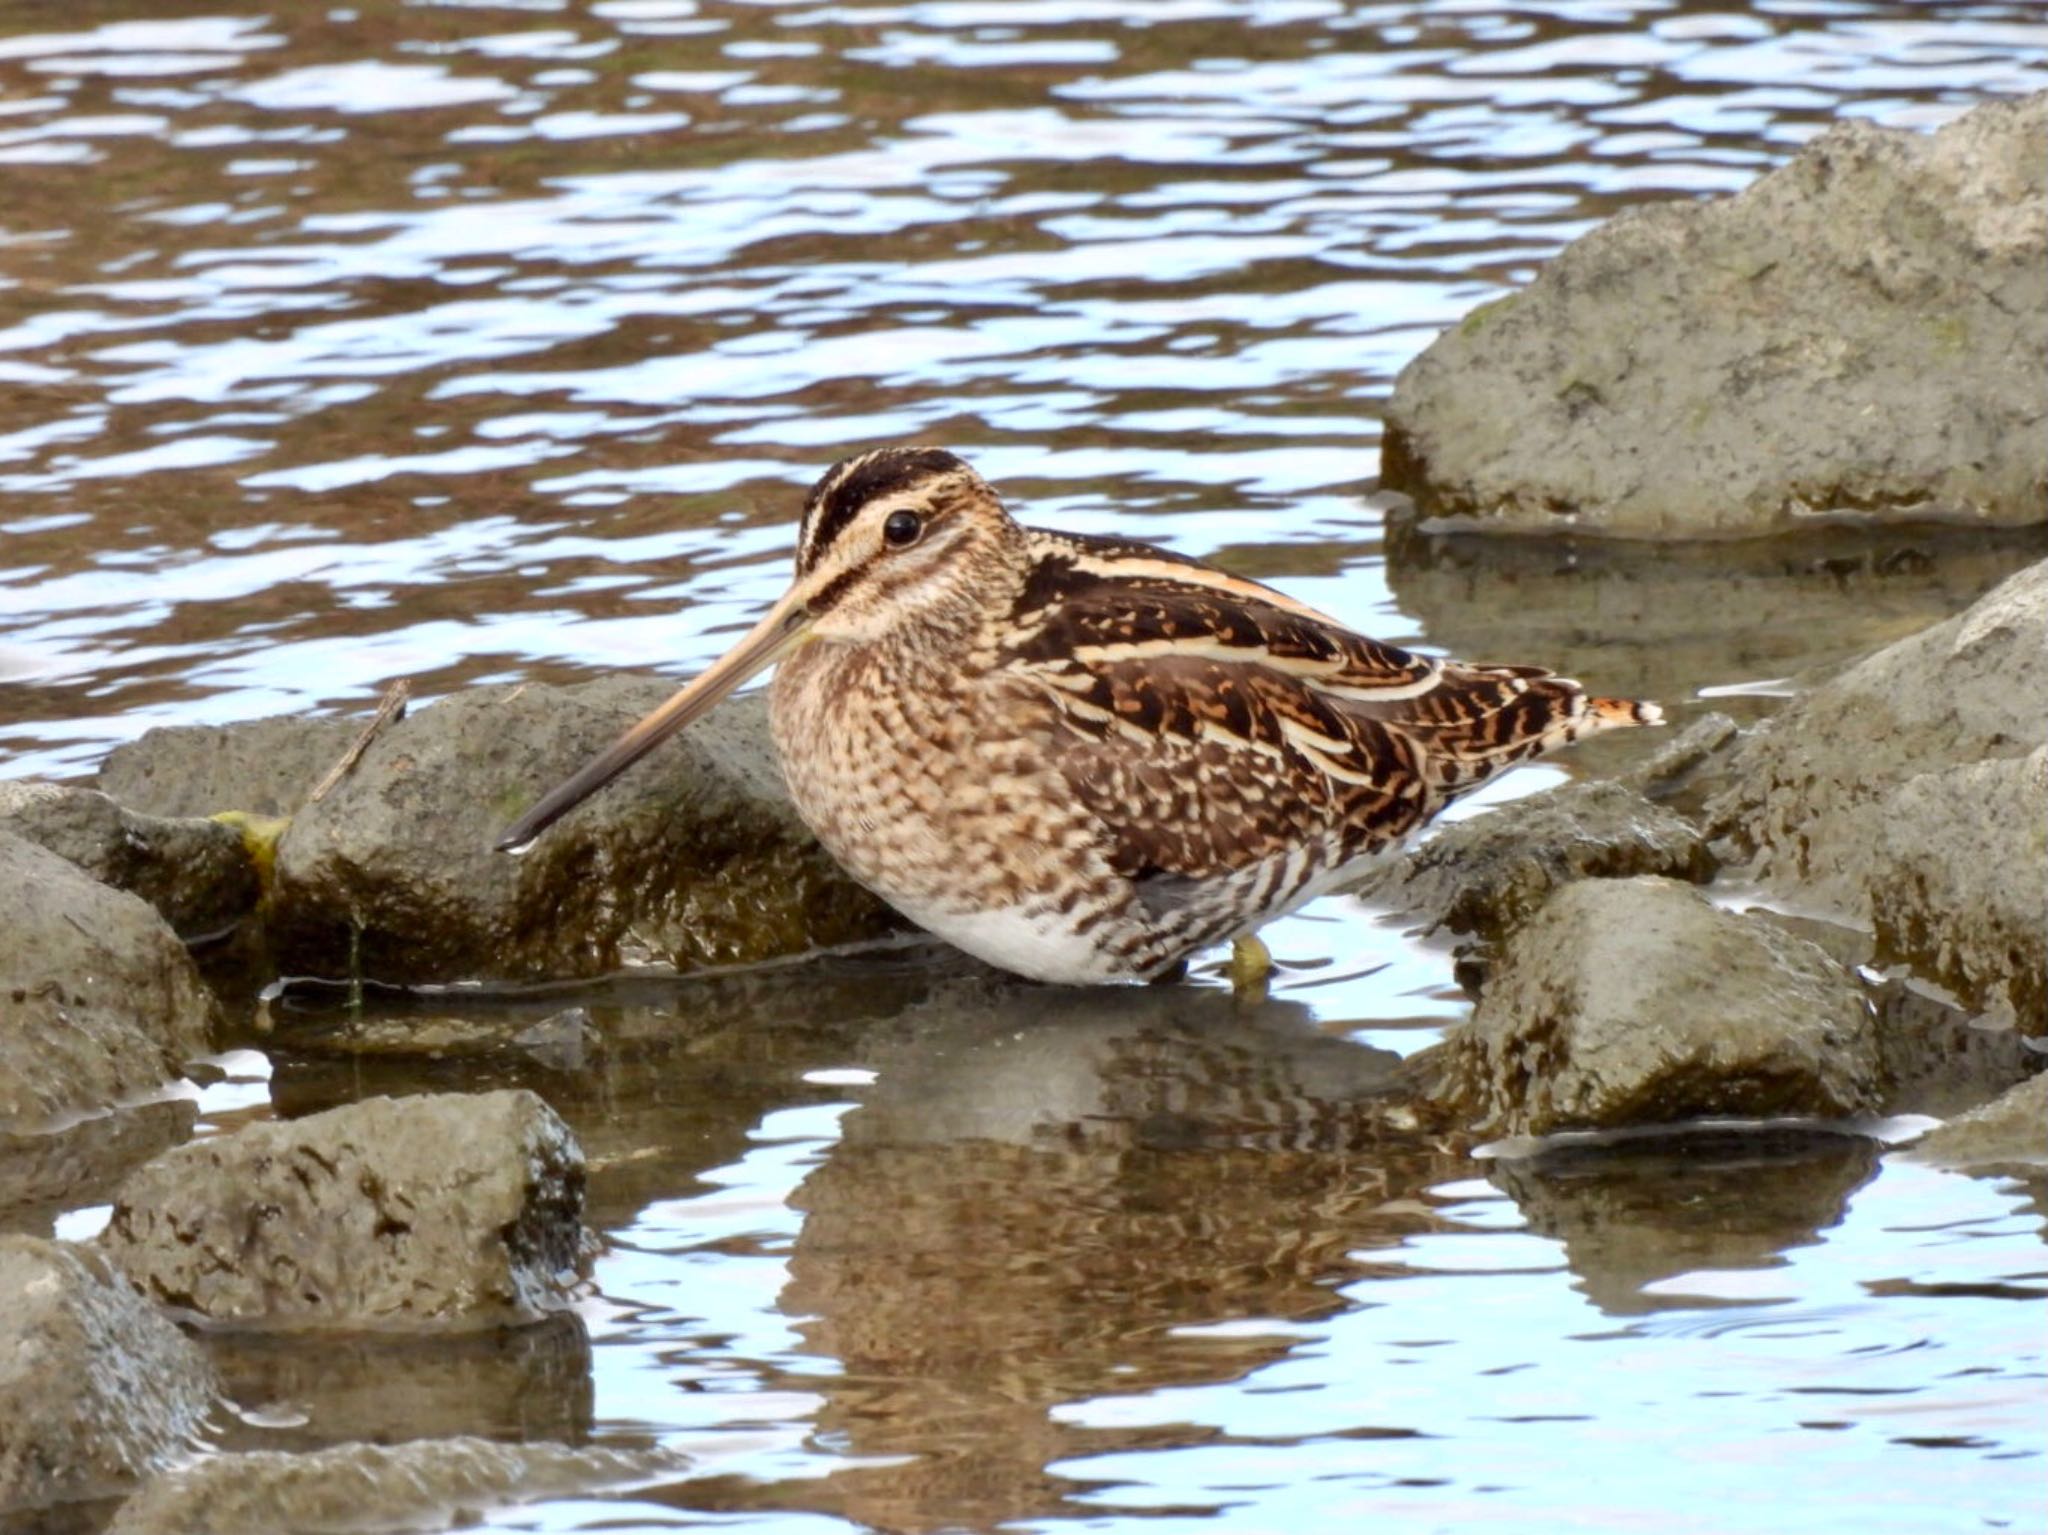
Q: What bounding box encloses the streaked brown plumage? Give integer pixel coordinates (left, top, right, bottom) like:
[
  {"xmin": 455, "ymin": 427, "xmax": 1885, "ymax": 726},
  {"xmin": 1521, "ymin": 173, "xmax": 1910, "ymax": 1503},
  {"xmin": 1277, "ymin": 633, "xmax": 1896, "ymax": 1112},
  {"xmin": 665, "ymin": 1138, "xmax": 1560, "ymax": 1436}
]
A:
[{"xmin": 499, "ymin": 447, "xmax": 1661, "ymax": 984}]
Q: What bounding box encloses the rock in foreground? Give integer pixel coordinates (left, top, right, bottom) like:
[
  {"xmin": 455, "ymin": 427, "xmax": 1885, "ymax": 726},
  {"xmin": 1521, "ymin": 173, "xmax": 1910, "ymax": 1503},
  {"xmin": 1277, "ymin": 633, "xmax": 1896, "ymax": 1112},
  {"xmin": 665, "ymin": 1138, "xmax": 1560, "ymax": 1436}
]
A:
[
  {"xmin": 104, "ymin": 1438, "xmax": 677, "ymax": 1535},
  {"xmin": 1383, "ymin": 92, "xmax": 2047, "ymax": 536},
  {"xmin": 0, "ymin": 832, "xmax": 214, "ymax": 1131},
  {"xmin": 228, "ymin": 679, "xmax": 889, "ymax": 983},
  {"xmin": 0, "ymin": 1237, "xmax": 217, "ymax": 1514},
  {"xmin": 1425, "ymin": 878, "xmax": 1881, "ymax": 1136},
  {"xmin": 99, "ymin": 1091, "xmax": 589, "ymax": 1328}
]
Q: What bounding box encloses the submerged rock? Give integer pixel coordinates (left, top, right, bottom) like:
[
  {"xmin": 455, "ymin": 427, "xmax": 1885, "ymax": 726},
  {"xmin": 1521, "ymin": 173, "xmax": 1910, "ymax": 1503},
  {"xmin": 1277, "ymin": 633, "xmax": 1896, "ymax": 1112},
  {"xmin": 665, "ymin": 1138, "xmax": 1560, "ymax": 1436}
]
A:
[
  {"xmin": 1710, "ymin": 559, "xmax": 2048, "ymax": 1028},
  {"xmin": 1383, "ymin": 92, "xmax": 2047, "ymax": 536},
  {"xmin": 0, "ymin": 1237, "xmax": 217, "ymax": 1514},
  {"xmin": 207, "ymin": 1312, "xmax": 593, "ymax": 1449},
  {"xmin": 1357, "ymin": 777, "xmax": 1713, "ymax": 941},
  {"xmin": 0, "ymin": 832, "xmax": 214, "ymax": 1131},
  {"xmin": 103, "ymin": 1438, "xmax": 677, "ymax": 1535},
  {"xmin": 1906, "ymin": 1072, "xmax": 2048, "ymax": 1170},
  {"xmin": 255, "ymin": 679, "xmax": 889, "ymax": 984},
  {"xmin": 99, "ymin": 1090, "xmax": 589, "ymax": 1328},
  {"xmin": 1422, "ymin": 878, "xmax": 1881, "ymax": 1136},
  {"xmin": 0, "ymin": 780, "xmax": 259, "ymax": 939}
]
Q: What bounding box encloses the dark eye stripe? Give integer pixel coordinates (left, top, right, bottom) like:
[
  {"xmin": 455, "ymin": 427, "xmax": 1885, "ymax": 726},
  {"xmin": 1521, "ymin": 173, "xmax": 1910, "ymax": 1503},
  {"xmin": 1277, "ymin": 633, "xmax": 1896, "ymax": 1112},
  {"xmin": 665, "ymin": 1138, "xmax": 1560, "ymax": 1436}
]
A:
[{"xmin": 797, "ymin": 447, "xmax": 965, "ymax": 572}]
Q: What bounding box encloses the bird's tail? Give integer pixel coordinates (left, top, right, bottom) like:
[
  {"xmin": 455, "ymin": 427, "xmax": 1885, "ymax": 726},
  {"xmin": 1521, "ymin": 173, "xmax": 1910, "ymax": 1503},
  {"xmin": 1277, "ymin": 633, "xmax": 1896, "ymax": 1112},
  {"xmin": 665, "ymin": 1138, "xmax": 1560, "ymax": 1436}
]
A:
[{"xmin": 1399, "ymin": 665, "xmax": 1663, "ymax": 797}]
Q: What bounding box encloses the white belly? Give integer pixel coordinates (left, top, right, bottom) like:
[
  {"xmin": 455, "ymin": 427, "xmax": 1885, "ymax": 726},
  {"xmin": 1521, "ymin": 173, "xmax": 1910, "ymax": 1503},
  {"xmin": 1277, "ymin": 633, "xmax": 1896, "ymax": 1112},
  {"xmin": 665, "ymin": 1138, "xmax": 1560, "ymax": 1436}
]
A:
[{"xmin": 897, "ymin": 897, "xmax": 1146, "ymax": 985}]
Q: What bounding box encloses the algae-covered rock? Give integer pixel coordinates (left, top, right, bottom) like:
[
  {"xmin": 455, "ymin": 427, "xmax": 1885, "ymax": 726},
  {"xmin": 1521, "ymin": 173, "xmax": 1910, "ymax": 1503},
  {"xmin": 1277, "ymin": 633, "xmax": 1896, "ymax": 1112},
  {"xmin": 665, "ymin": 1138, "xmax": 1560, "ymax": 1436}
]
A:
[
  {"xmin": 263, "ymin": 678, "xmax": 890, "ymax": 984},
  {"xmin": 0, "ymin": 780, "xmax": 259, "ymax": 939},
  {"xmin": 1906, "ymin": 1072, "xmax": 2048, "ymax": 1170},
  {"xmin": 1383, "ymin": 92, "xmax": 2047, "ymax": 536},
  {"xmin": 1869, "ymin": 747, "xmax": 2047, "ymax": 1032},
  {"xmin": 1357, "ymin": 778, "xmax": 1713, "ymax": 941},
  {"xmin": 0, "ymin": 1237, "xmax": 217, "ymax": 1514},
  {"xmin": 1425, "ymin": 878, "xmax": 1881, "ymax": 1136},
  {"xmin": 1709, "ymin": 559, "xmax": 2048, "ymax": 1027},
  {"xmin": 0, "ymin": 832, "xmax": 214, "ymax": 1131},
  {"xmin": 99, "ymin": 1090, "xmax": 589, "ymax": 1328},
  {"xmin": 103, "ymin": 1438, "xmax": 678, "ymax": 1535}
]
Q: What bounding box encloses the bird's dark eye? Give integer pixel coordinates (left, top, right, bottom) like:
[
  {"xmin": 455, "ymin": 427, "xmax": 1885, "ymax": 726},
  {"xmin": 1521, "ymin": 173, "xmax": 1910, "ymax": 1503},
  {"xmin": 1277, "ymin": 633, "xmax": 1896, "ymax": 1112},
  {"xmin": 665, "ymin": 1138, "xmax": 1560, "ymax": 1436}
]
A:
[{"xmin": 882, "ymin": 509, "xmax": 923, "ymax": 548}]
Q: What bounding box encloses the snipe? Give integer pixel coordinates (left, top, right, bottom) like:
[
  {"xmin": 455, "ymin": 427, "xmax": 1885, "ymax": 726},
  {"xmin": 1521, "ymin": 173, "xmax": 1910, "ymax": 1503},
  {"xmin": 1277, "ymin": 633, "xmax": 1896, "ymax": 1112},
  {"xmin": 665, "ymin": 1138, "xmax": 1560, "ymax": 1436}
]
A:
[{"xmin": 498, "ymin": 448, "xmax": 1660, "ymax": 985}]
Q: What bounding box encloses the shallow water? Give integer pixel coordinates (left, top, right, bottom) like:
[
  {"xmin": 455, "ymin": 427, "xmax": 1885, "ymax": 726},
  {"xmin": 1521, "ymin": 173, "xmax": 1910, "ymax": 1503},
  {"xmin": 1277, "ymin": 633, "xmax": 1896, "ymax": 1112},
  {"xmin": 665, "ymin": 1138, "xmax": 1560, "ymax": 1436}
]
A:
[{"xmin": 2, "ymin": 2, "xmax": 2045, "ymax": 1531}]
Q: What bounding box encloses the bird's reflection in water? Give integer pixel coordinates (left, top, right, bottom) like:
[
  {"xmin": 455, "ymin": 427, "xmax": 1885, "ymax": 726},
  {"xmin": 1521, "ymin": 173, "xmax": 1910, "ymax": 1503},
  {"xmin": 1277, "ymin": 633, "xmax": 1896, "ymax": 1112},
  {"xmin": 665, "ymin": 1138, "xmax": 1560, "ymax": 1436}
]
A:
[{"xmin": 769, "ymin": 977, "xmax": 1461, "ymax": 1532}]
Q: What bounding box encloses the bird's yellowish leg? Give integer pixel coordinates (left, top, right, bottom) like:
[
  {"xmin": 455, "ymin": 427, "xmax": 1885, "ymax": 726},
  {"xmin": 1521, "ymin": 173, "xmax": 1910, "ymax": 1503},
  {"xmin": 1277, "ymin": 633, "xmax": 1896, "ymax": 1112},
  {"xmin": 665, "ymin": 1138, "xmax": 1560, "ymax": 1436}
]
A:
[{"xmin": 1229, "ymin": 933, "xmax": 1272, "ymax": 1000}]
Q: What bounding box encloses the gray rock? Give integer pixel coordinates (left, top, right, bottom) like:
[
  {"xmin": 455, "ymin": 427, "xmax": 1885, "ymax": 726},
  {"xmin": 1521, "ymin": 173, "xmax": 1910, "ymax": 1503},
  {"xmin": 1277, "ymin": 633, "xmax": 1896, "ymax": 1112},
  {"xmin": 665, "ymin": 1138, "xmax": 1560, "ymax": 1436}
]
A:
[
  {"xmin": 0, "ymin": 832, "xmax": 215, "ymax": 1131},
  {"xmin": 103, "ymin": 1438, "xmax": 678, "ymax": 1535},
  {"xmin": 1906, "ymin": 1072, "xmax": 2048, "ymax": 1169},
  {"xmin": 1870, "ymin": 747, "xmax": 2047, "ymax": 1032},
  {"xmin": 0, "ymin": 780, "xmax": 259, "ymax": 939},
  {"xmin": 98, "ymin": 1091, "xmax": 589, "ymax": 1328},
  {"xmin": 0, "ymin": 1101, "xmax": 197, "ymax": 1225},
  {"xmin": 1423, "ymin": 878, "xmax": 1882, "ymax": 1136},
  {"xmin": 1383, "ymin": 92, "xmax": 2047, "ymax": 536},
  {"xmin": 265, "ymin": 678, "xmax": 891, "ymax": 984},
  {"xmin": 1357, "ymin": 778, "xmax": 1714, "ymax": 941},
  {"xmin": 0, "ymin": 1237, "xmax": 217, "ymax": 1514},
  {"xmin": 97, "ymin": 714, "xmax": 359, "ymax": 820},
  {"xmin": 1709, "ymin": 559, "xmax": 2048, "ymax": 1025}
]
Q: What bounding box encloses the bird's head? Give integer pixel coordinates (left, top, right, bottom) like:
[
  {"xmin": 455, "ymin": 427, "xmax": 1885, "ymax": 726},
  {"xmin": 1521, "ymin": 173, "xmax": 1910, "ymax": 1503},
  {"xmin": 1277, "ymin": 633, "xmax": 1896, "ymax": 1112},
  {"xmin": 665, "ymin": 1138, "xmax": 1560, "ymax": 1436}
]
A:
[{"xmin": 496, "ymin": 446, "xmax": 1016, "ymax": 851}]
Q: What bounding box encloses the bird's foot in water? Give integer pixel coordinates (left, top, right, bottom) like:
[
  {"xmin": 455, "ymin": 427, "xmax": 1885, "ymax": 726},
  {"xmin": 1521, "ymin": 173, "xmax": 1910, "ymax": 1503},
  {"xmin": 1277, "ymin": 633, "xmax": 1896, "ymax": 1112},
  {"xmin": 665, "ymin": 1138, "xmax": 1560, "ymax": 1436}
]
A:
[{"xmin": 1229, "ymin": 933, "xmax": 1271, "ymax": 1002}]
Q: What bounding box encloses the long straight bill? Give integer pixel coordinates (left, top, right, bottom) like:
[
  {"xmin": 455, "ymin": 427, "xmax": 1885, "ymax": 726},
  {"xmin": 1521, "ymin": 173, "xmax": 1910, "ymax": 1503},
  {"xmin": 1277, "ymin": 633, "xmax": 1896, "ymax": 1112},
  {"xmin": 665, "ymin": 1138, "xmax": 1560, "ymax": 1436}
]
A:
[{"xmin": 495, "ymin": 592, "xmax": 813, "ymax": 853}]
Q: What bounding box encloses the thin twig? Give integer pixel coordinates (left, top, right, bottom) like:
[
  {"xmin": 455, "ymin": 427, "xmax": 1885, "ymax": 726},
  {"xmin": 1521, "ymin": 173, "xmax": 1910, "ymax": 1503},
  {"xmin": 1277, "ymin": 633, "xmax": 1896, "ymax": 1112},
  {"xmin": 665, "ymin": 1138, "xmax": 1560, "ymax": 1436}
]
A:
[{"xmin": 307, "ymin": 679, "xmax": 411, "ymax": 804}]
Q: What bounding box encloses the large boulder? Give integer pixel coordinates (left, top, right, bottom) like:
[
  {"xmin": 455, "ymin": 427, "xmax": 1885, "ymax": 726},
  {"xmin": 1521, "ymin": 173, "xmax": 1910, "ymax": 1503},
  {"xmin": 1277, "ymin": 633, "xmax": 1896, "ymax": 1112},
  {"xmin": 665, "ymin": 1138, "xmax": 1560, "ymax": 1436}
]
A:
[
  {"xmin": 0, "ymin": 780, "xmax": 259, "ymax": 939},
  {"xmin": 0, "ymin": 832, "xmax": 214, "ymax": 1131},
  {"xmin": 103, "ymin": 1438, "xmax": 678, "ymax": 1535},
  {"xmin": 98, "ymin": 1091, "xmax": 589, "ymax": 1328},
  {"xmin": 1709, "ymin": 560, "xmax": 2047, "ymax": 1027},
  {"xmin": 235, "ymin": 679, "xmax": 890, "ymax": 983},
  {"xmin": 1383, "ymin": 92, "xmax": 2047, "ymax": 536},
  {"xmin": 1422, "ymin": 877, "xmax": 1882, "ymax": 1136},
  {"xmin": 0, "ymin": 1237, "xmax": 217, "ymax": 1515}
]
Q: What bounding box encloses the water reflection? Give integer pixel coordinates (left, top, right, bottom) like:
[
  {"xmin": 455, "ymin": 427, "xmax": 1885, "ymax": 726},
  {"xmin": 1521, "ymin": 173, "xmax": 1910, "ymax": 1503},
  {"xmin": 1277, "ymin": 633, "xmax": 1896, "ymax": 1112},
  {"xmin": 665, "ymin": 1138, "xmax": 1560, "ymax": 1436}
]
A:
[{"xmin": 248, "ymin": 966, "xmax": 2044, "ymax": 1532}]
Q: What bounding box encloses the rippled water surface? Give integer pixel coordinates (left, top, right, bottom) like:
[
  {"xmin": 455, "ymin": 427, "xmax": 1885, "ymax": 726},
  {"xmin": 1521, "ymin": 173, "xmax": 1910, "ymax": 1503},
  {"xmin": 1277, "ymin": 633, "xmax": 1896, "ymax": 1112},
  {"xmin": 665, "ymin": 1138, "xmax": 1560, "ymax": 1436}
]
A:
[{"xmin": 4, "ymin": 2, "xmax": 2046, "ymax": 1532}]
